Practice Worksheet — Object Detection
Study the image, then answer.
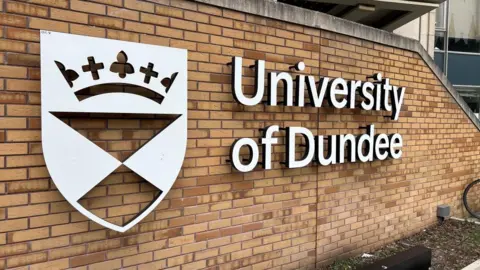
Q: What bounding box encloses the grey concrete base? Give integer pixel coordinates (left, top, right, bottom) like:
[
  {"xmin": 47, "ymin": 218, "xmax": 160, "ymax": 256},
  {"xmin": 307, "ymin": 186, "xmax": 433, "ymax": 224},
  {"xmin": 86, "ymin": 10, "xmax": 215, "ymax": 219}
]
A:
[
  {"xmin": 450, "ymin": 216, "xmax": 480, "ymax": 225},
  {"xmin": 193, "ymin": 0, "xmax": 480, "ymax": 131},
  {"xmin": 463, "ymin": 260, "xmax": 480, "ymax": 270}
]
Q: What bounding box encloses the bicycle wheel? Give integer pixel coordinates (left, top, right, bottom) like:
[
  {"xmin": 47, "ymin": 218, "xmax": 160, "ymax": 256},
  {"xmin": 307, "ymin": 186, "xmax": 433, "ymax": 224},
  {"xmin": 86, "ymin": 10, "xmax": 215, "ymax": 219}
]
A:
[{"xmin": 463, "ymin": 179, "xmax": 480, "ymax": 219}]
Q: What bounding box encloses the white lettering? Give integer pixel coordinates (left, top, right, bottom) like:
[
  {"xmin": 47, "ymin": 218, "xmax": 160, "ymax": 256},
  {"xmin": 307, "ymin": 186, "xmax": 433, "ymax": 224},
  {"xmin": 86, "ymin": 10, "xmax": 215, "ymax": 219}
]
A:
[
  {"xmin": 261, "ymin": 125, "xmax": 279, "ymax": 170},
  {"xmin": 389, "ymin": 133, "xmax": 403, "ymax": 159},
  {"xmin": 231, "ymin": 138, "xmax": 259, "ymax": 172},
  {"xmin": 232, "ymin": 57, "xmax": 265, "ymax": 106},
  {"xmin": 361, "ymin": 82, "xmax": 375, "ymax": 110},
  {"xmin": 329, "ymin": 78, "xmax": 348, "ymax": 108},
  {"xmin": 391, "ymin": 86, "xmax": 406, "ymax": 120},
  {"xmin": 286, "ymin": 127, "xmax": 315, "ymax": 168},
  {"xmin": 307, "ymin": 76, "xmax": 329, "ymax": 107},
  {"xmin": 268, "ymin": 72, "xmax": 294, "ymax": 106}
]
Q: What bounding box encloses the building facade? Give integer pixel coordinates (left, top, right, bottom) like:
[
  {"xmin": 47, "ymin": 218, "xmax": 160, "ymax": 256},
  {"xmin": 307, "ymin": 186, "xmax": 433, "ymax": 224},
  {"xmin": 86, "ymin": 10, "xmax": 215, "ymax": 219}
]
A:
[
  {"xmin": 278, "ymin": 0, "xmax": 442, "ymax": 56},
  {"xmin": 0, "ymin": 0, "xmax": 478, "ymax": 269},
  {"xmin": 434, "ymin": 0, "xmax": 480, "ymax": 117},
  {"xmin": 395, "ymin": 11, "xmax": 437, "ymax": 57}
]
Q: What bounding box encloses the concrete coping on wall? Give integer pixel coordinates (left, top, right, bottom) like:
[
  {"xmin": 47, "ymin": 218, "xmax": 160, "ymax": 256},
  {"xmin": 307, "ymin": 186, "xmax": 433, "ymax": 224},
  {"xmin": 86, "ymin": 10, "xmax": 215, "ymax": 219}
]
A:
[{"xmin": 193, "ymin": 0, "xmax": 480, "ymax": 131}]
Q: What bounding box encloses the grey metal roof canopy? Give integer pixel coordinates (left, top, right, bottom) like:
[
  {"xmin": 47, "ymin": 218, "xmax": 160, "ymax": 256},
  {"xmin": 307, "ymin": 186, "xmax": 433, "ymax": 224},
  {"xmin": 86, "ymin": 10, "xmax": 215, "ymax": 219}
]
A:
[
  {"xmin": 278, "ymin": 0, "xmax": 443, "ymax": 31},
  {"xmin": 193, "ymin": 0, "xmax": 480, "ymax": 131}
]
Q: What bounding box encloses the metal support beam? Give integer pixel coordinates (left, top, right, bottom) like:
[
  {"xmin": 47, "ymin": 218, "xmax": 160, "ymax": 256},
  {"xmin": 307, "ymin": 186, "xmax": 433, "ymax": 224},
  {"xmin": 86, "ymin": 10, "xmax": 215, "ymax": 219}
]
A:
[
  {"xmin": 327, "ymin": 4, "xmax": 350, "ymax": 16},
  {"xmin": 342, "ymin": 4, "xmax": 376, "ymax": 21},
  {"xmin": 382, "ymin": 10, "xmax": 421, "ymax": 31}
]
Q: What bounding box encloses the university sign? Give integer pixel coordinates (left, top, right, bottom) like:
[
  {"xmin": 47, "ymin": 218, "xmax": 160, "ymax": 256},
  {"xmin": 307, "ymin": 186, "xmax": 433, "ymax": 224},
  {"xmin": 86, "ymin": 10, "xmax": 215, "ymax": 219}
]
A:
[
  {"xmin": 228, "ymin": 57, "xmax": 405, "ymax": 172},
  {"xmin": 41, "ymin": 32, "xmax": 405, "ymax": 232}
]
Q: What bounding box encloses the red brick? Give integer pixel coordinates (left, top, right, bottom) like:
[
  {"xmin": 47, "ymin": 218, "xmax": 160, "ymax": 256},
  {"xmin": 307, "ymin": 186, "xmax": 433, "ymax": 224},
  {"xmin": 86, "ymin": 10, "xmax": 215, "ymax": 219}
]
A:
[
  {"xmin": 29, "ymin": 18, "xmax": 68, "ymax": 32},
  {"xmin": 0, "ymin": 14, "xmax": 27, "ymax": 27},
  {"xmin": 70, "ymin": 24, "xmax": 106, "ymax": 38},
  {"xmin": 171, "ymin": 18, "xmax": 196, "ymax": 31},
  {"xmin": 0, "ymin": 39, "xmax": 26, "ymax": 52},
  {"xmin": 71, "ymin": 0, "xmax": 106, "ymax": 15},
  {"xmin": 155, "ymin": 5, "xmax": 183, "ymax": 18},
  {"xmin": 0, "ymin": 66, "xmax": 27, "ymax": 78},
  {"xmin": 107, "ymin": 7, "xmax": 139, "ymax": 21},
  {"xmin": 6, "ymin": 252, "xmax": 47, "ymax": 268},
  {"xmin": 5, "ymin": 28, "xmax": 40, "ymax": 42},
  {"xmin": 140, "ymin": 13, "xmax": 169, "ymax": 26},
  {"xmin": 125, "ymin": 0, "xmax": 154, "ymax": 13},
  {"xmin": 0, "ymin": 219, "xmax": 28, "ymax": 233},
  {"xmin": 51, "ymin": 8, "xmax": 89, "ymax": 24},
  {"xmin": 89, "ymin": 15, "xmax": 123, "ymax": 29},
  {"xmin": 6, "ymin": 54, "xmax": 38, "ymax": 67},
  {"xmin": 8, "ymin": 227, "xmax": 49, "ymax": 243},
  {"xmin": 6, "ymin": 2, "xmax": 48, "ymax": 17},
  {"xmin": 70, "ymin": 253, "xmax": 106, "ymax": 267},
  {"xmin": 29, "ymin": 0, "xmax": 68, "ymax": 8}
]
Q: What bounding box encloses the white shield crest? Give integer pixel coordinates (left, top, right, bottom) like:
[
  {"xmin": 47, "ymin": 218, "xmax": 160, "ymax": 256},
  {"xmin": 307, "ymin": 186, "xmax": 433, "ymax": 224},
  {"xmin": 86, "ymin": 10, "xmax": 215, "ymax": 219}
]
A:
[{"xmin": 40, "ymin": 31, "xmax": 187, "ymax": 232}]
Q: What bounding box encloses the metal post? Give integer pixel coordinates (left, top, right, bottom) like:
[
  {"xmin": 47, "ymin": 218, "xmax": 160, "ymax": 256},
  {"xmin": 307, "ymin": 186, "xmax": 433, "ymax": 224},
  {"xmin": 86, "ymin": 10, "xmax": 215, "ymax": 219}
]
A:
[{"xmin": 444, "ymin": 0, "xmax": 449, "ymax": 75}]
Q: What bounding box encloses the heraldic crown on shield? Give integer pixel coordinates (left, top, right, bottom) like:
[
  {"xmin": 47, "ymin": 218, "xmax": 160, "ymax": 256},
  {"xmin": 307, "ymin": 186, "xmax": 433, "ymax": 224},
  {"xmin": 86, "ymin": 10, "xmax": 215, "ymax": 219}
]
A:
[{"xmin": 40, "ymin": 31, "xmax": 188, "ymax": 232}]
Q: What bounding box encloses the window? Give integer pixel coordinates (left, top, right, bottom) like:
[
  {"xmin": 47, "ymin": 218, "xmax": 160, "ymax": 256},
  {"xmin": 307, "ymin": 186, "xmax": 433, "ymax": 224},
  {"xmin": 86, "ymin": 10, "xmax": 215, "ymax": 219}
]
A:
[
  {"xmin": 457, "ymin": 86, "xmax": 480, "ymax": 114},
  {"xmin": 436, "ymin": 1, "xmax": 447, "ymax": 30},
  {"xmin": 435, "ymin": 31, "xmax": 446, "ymax": 51},
  {"xmin": 434, "ymin": 1, "xmax": 448, "ymax": 72},
  {"xmin": 448, "ymin": 0, "xmax": 480, "ymax": 53},
  {"xmin": 435, "ymin": 0, "xmax": 480, "ymax": 115}
]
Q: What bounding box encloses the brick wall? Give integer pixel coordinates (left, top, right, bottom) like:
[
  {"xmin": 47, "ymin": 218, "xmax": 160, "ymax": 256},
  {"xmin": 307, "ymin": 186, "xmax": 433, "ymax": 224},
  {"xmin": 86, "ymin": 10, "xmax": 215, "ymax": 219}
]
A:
[{"xmin": 0, "ymin": 0, "xmax": 479, "ymax": 269}]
